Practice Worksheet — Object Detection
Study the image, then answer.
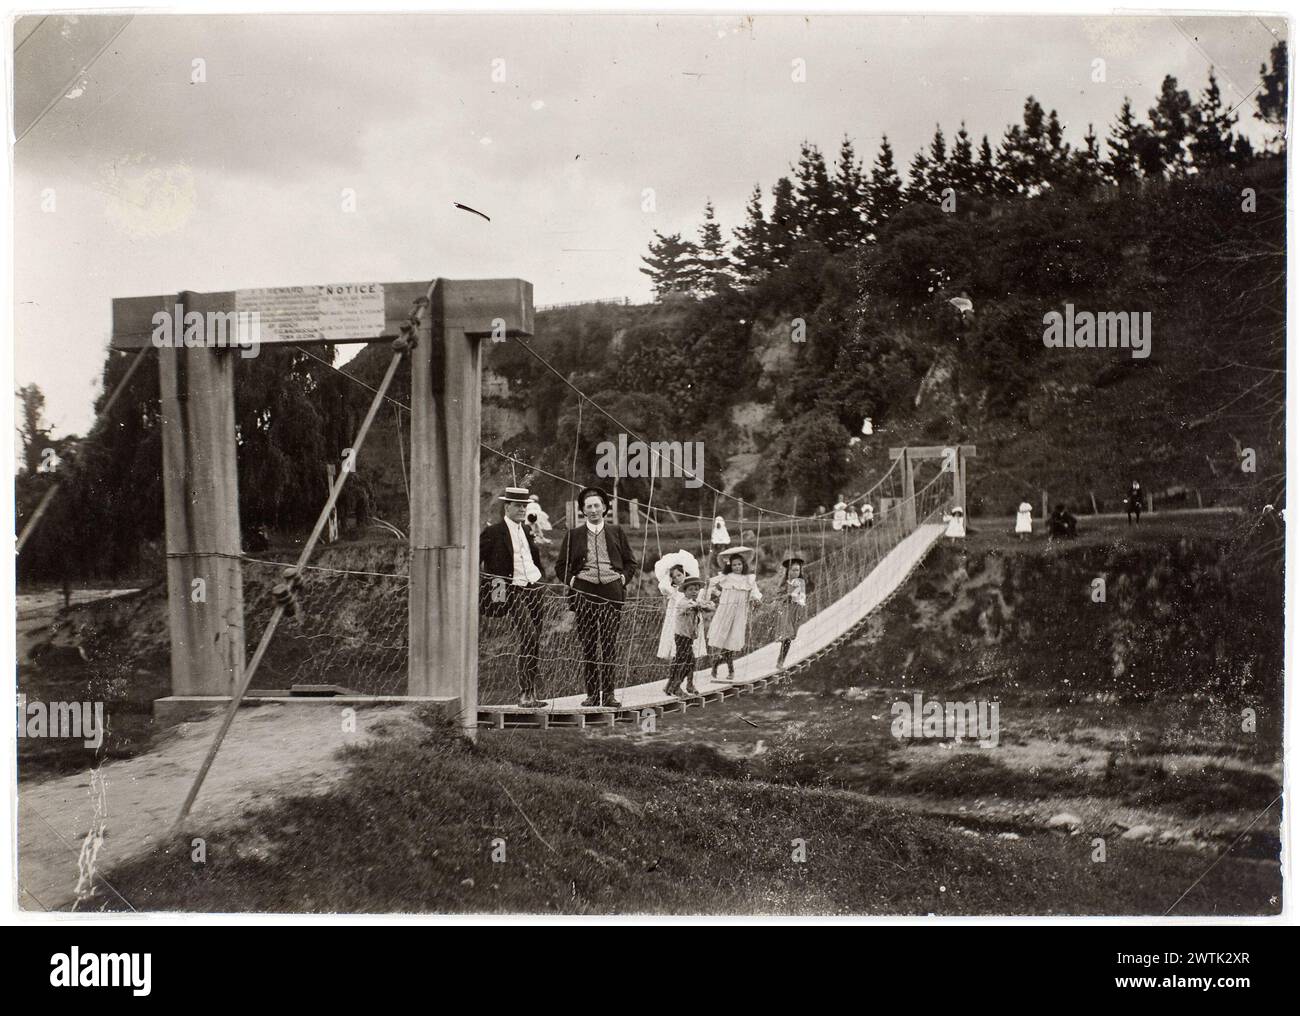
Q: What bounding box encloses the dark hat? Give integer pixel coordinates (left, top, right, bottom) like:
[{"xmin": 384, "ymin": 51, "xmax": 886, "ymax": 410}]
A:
[
  {"xmin": 781, "ymin": 553, "xmax": 806, "ymax": 569},
  {"xmin": 577, "ymin": 486, "xmax": 611, "ymax": 509},
  {"xmin": 499, "ymin": 486, "xmax": 531, "ymax": 503},
  {"xmin": 679, "ymin": 575, "xmax": 705, "ymax": 592}
]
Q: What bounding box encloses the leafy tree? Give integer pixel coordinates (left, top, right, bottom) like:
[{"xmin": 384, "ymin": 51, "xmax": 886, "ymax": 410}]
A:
[
  {"xmin": 16, "ymin": 382, "xmax": 51, "ymax": 475},
  {"xmin": 769, "ymin": 407, "xmax": 848, "ymax": 506},
  {"xmin": 640, "ymin": 230, "xmax": 699, "ymax": 298}
]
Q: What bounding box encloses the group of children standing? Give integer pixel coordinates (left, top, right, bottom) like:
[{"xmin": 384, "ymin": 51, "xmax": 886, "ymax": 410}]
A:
[{"xmin": 655, "ymin": 546, "xmax": 814, "ymax": 698}]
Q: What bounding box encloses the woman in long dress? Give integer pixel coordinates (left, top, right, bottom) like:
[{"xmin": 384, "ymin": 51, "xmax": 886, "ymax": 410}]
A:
[
  {"xmin": 1015, "ymin": 497, "xmax": 1033, "ymax": 540},
  {"xmin": 707, "ymin": 548, "xmax": 761, "ymax": 681}
]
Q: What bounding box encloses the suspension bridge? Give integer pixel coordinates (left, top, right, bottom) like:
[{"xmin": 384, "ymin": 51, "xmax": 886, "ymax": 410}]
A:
[{"xmin": 52, "ymin": 276, "xmax": 977, "ymax": 819}]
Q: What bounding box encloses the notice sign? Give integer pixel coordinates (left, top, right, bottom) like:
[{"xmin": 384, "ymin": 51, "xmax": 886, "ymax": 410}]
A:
[{"xmin": 234, "ymin": 283, "xmax": 386, "ymax": 344}]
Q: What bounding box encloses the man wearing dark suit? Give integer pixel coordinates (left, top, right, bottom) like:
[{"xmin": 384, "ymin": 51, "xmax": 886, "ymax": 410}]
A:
[
  {"xmin": 555, "ymin": 486, "xmax": 639, "ymax": 709},
  {"xmin": 479, "ymin": 486, "xmax": 547, "ymax": 708}
]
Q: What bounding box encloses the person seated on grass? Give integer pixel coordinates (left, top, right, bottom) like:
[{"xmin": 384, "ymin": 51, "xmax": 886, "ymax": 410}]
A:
[{"xmin": 1049, "ymin": 503, "xmax": 1078, "ymax": 540}]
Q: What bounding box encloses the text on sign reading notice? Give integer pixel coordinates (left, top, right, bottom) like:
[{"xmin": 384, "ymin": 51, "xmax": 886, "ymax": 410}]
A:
[{"xmin": 234, "ymin": 284, "xmax": 386, "ymax": 344}]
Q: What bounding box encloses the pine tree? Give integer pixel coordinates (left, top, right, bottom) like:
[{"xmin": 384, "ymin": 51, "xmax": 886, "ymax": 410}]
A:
[
  {"xmin": 640, "ymin": 230, "xmax": 699, "ymax": 299},
  {"xmin": 793, "ymin": 141, "xmax": 836, "ymax": 245},
  {"xmin": 1190, "ymin": 69, "xmax": 1237, "ymax": 171},
  {"xmin": 694, "ymin": 200, "xmax": 731, "ymax": 296},
  {"xmin": 1149, "ymin": 74, "xmax": 1194, "ymax": 175},
  {"xmin": 1255, "ymin": 39, "xmax": 1287, "ymax": 147},
  {"xmin": 731, "ymin": 184, "xmax": 770, "ymax": 286},
  {"xmin": 925, "ymin": 124, "xmax": 950, "ymax": 199},
  {"xmin": 975, "ymin": 134, "xmax": 998, "ymax": 195},
  {"xmin": 867, "ymin": 135, "xmax": 904, "ymax": 232},
  {"xmin": 1043, "ymin": 109, "xmax": 1070, "ymax": 188},
  {"xmin": 949, "ymin": 122, "xmax": 977, "ymax": 198},
  {"xmin": 1106, "ymin": 98, "xmax": 1142, "ymax": 183},
  {"xmin": 1068, "ymin": 123, "xmax": 1105, "ymax": 193},
  {"xmin": 767, "ymin": 176, "xmax": 799, "ymax": 265},
  {"xmin": 997, "ymin": 124, "xmax": 1030, "ymax": 195},
  {"xmin": 1231, "ymin": 133, "xmax": 1256, "ymax": 167},
  {"xmin": 1020, "ymin": 97, "xmax": 1050, "ymax": 190},
  {"xmin": 831, "ymin": 135, "xmax": 868, "ymax": 249},
  {"xmin": 904, "ymin": 150, "xmax": 931, "ymax": 204}
]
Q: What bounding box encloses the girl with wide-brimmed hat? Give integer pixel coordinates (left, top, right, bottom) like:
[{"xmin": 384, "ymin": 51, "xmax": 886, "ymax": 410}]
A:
[
  {"xmin": 706, "ymin": 546, "xmax": 762, "ymax": 681},
  {"xmin": 775, "ymin": 552, "xmax": 815, "ymax": 668},
  {"xmin": 663, "ymin": 575, "xmax": 714, "ymax": 697},
  {"xmin": 653, "ymin": 549, "xmax": 699, "ymax": 663}
]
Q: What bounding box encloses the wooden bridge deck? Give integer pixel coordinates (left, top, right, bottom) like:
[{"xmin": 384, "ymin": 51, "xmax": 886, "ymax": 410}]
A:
[{"xmin": 478, "ymin": 522, "xmax": 947, "ymax": 729}]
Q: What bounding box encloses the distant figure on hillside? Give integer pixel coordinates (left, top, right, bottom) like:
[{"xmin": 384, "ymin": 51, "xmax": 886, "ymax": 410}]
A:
[
  {"xmin": 1125, "ymin": 481, "xmax": 1144, "ymax": 525},
  {"xmin": 1049, "ymin": 504, "xmax": 1078, "ymax": 540},
  {"xmin": 711, "ymin": 515, "xmax": 731, "ymax": 547},
  {"xmin": 846, "ymin": 506, "xmax": 862, "ymax": 528},
  {"xmin": 1015, "ymin": 497, "xmax": 1033, "ymax": 540},
  {"xmin": 943, "ymin": 506, "xmax": 966, "ymax": 539},
  {"xmin": 861, "ymin": 502, "xmax": 875, "ymax": 528},
  {"xmin": 832, "ymin": 497, "xmax": 848, "ymax": 532}
]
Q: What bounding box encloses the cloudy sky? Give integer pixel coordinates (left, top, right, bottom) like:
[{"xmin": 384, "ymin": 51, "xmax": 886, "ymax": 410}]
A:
[{"xmin": 13, "ymin": 11, "xmax": 1286, "ymax": 437}]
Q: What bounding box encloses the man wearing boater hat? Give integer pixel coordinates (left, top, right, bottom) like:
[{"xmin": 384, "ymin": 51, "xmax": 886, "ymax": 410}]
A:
[
  {"xmin": 479, "ymin": 486, "xmax": 548, "ymax": 708},
  {"xmin": 556, "ymin": 485, "xmax": 639, "ymax": 708}
]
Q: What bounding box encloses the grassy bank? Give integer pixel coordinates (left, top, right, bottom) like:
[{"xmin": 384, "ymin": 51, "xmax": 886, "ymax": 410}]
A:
[{"xmin": 90, "ymin": 707, "xmax": 1279, "ymax": 916}]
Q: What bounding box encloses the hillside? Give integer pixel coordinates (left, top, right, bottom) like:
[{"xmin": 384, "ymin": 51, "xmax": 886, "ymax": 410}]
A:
[{"xmin": 336, "ymin": 160, "xmax": 1285, "ymax": 527}]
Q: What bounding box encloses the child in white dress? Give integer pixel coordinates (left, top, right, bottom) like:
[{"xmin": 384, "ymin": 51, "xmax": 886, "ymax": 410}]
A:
[
  {"xmin": 707, "ymin": 548, "xmax": 762, "ymax": 681},
  {"xmin": 1015, "ymin": 498, "xmax": 1033, "ymax": 540}
]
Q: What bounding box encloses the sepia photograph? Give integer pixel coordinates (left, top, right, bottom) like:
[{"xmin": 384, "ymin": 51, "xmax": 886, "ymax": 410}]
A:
[{"xmin": 5, "ymin": 3, "xmax": 1294, "ymax": 934}]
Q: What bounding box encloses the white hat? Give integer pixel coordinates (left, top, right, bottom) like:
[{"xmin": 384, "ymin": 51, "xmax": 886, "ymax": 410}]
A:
[{"xmin": 498, "ymin": 486, "xmax": 531, "ymax": 503}]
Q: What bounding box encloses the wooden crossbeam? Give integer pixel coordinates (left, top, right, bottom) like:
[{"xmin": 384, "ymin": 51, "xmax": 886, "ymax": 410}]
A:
[
  {"xmin": 887, "ymin": 444, "xmax": 977, "ymax": 459},
  {"xmin": 111, "ymin": 278, "xmax": 533, "ymax": 350}
]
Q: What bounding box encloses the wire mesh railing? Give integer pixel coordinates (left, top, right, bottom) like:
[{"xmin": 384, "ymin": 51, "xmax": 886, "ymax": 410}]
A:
[{"xmin": 239, "ymin": 456, "xmax": 954, "ymax": 706}]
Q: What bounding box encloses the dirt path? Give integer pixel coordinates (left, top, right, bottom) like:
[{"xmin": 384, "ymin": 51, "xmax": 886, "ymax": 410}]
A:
[
  {"xmin": 17, "ymin": 702, "xmax": 412, "ymax": 912},
  {"xmin": 15, "ymin": 588, "xmax": 139, "ymax": 661}
]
